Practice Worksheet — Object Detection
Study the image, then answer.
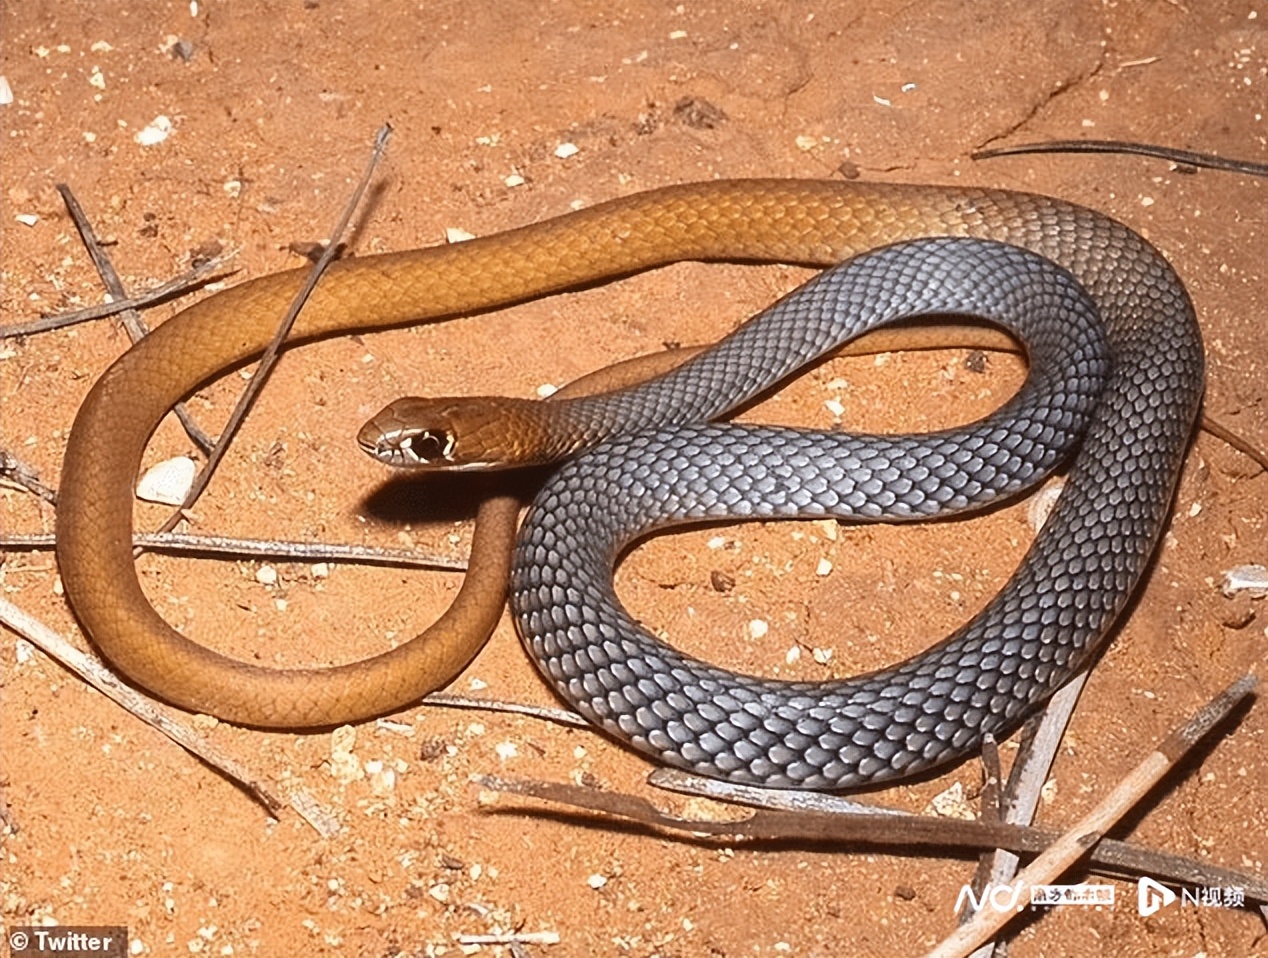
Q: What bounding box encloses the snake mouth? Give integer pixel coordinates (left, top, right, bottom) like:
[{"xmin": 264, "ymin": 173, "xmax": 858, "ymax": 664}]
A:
[
  {"xmin": 358, "ymin": 424, "xmax": 504, "ymax": 471},
  {"xmin": 400, "ymin": 427, "xmax": 457, "ymax": 464},
  {"xmin": 357, "ymin": 425, "xmax": 456, "ymax": 467}
]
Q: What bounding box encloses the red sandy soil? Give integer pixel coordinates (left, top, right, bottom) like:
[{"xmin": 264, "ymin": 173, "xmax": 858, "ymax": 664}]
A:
[{"xmin": 2, "ymin": 3, "xmax": 1264, "ymax": 956}]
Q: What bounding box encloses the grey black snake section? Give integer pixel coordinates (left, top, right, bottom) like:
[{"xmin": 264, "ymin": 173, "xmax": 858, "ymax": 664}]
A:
[{"xmin": 510, "ymin": 236, "xmax": 1203, "ymax": 789}]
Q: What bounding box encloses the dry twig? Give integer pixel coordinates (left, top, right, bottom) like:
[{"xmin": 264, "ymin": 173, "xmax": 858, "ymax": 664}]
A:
[
  {"xmin": 0, "ymin": 253, "xmax": 237, "ymax": 339},
  {"xmin": 927, "ymin": 674, "xmax": 1259, "ymax": 958},
  {"xmin": 154, "ymin": 124, "xmax": 393, "ymax": 536},
  {"xmin": 0, "ymin": 597, "xmax": 338, "ymax": 836}
]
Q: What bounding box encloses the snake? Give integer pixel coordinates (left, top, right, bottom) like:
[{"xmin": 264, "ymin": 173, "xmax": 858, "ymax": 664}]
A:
[{"xmin": 56, "ymin": 180, "xmax": 1203, "ymax": 746}]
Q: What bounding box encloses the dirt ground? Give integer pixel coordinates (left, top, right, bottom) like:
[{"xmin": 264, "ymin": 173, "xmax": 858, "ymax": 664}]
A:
[{"xmin": 1, "ymin": 2, "xmax": 1265, "ymax": 956}]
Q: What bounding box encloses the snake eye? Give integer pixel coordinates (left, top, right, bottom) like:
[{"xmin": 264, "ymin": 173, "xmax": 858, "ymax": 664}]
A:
[{"xmin": 405, "ymin": 429, "xmax": 456, "ymax": 464}]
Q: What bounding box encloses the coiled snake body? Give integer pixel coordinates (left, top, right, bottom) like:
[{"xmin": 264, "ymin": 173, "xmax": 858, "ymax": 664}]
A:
[
  {"xmin": 57, "ymin": 181, "xmax": 1202, "ymax": 772},
  {"xmin": 508, "ymin": 237, "xmax": 1134, "ymax": 788}
]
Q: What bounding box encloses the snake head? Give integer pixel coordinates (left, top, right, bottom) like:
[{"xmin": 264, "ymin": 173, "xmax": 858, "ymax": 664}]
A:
[{"xmin": 358, "ymin": 395, "xmax": 560, "ymax": 471}]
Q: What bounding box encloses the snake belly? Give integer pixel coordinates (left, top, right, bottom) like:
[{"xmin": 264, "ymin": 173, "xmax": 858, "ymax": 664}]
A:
[{"xmin": 510, "ymin": 236, "xmax": 1201, "ymax": 789}]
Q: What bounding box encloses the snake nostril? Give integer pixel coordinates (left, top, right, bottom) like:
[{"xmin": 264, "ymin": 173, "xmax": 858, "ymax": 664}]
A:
[{"xmin": 406, "ymin": 429, "xmax": 454, "ymax": 463}]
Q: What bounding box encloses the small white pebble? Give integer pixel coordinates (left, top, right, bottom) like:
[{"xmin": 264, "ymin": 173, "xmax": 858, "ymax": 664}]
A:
[
  {"xmin": 926, "ymin": 782, "xmax": 974, "ymax": 819},
  {"xmin": 587, "ymin": 874, "xmax": 608, "ymax": 889},
  {"xmin": 135, "ymin": 456, "xmax": 195, "ymax": 505},
  {"xmin": 15, "ymin": 638, "xmax": 34, "ymax": 663},
  {"xmin": 445, "ymin": 227, "xmax": 475, "ymax": 243},
  {"xmin": 536, "ymin": 382, "xmax": 559, "ymax": 398},
  {"xmin": 134, "ymin": 114, "xmax": 173, "ymax": 146},
  {"xmin": 823, "ymin": 397, "xmax": 845, "ymax": 418},
  {"xmin": 429, "ymin": 883, "xmax": 450, "ymax": 902},
  {"xmin": 1141, "ymin": 196, "xmax": 1155, "ymax": 207},
  {"xmin": 1221, "ymin": 564, "xmax": 1268, "ymax": 598},
  {"xmin": 746, "ymin": 619, "xmax": 769, "ymax": 640},
  {"xmin": 0, "ymin": 74, "xmax": 14, "ymax": 105},
  {"xmin": 88, "ymin": 66, "xmax": 105, "ymax": 90},
  {"xmin": 1026, "ymin": 476, "xmax": 1065, "ymax": 532},
  {"xmin": 367, "ymin": 764, "xmax": 396, "ymax": 796},
  {"xmin": 785, "ymin": 645, "xmax": 801, "ymax": 665},
  {"xmin": 1188, "ymin": 501, "xmax": 1202, "ymax": 517},
  {"xmin": 495, "ymin": 741, "xmax": 518, "ymax": 760},
  {"xmin": 15, "ymin": 213, "xmax": 38, "ymax": 227},
  {"xmin": 815, "ymin": 557, "xmax": 832, "ymax": 576},
  {"xmin": 668, "ymin": 29, "xmax": 688, "ymax": 39},
  {"xmin": 310, "ymin": 562, "xmax": 330, "ymax": 579},
  {"xmin": 468, "ymin": 677, "xmax": 489, "ymax": 691},
  {"xmin": 554, "ymin": 142, "xmax": 579, "ymax": 159},
  {"xmin": 812, "ymin": 647, "xmax": 833, "ymax": 665},
  {"xmin": 332, "ymin": 724, "xmax": 357, "ymax": 752},
  {"xmin": 503, "ymin": 172, "xmax": 525, "ymax": 187},
  {"xmin": 328, "ymin": 749, "xmax": 363, "ymax": 784},
  {"xmin": 794, "ymin": 134, "xmax": 818, "ymax": 151},
  {"xmin": 706, "ymin": 536, "xmax": 728, "ymax": 550},
  {"xmin": 255, "ymin": 565, "xmax": 278, "ymax": 587}
]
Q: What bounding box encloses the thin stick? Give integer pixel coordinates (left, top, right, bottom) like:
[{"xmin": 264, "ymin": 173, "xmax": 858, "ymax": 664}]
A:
[
  {"xmin": 1, "ymin": 531, "xmax": 467, "ymax": 572},
  {"xmin": 456, "ymin": 932, "xmax": 561, "ymax": 946},
  {"xmin": 153, "ymin": 124, "xmax": 393, "ymax": 536},
  {"xmin": 55, "ymin": 184, "xmax": 217, "ymax": 455},
  {"xmin": 1202, "ymin": 416, "xmax": 1268, "ymax": 472},
  {"xmin": 477, "ymin": 773, "xmax": 1267, "ymax": 900},
  {"xmin": 0, "ymin": 254, "xmax": 237, "ymax": 339},
  {"xmin": 964, "ymin": 674, "xmax": 1089, "ymax": 956},
  {"xmin": 422, "ymin": 693, "xmax": 590, "ymax": 728},
  {"xmin": 0, "ymin": 597, "xmax": 339, "ymax": 836},
  {"xmin": 926, "ymin": 674, "xmax": 1259, "ymax": 958},
  {"xmin": 647, "ymin": 767, "xmax": 910, "ymax": 817},
  {"xmin": 0, "ymin": 448, "xmax": 58, "ymax": 504},
  {"xmin": 973, "ymin": 140, "xmax": 1268, "ymax": 177}
]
